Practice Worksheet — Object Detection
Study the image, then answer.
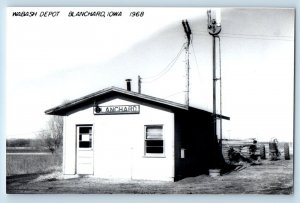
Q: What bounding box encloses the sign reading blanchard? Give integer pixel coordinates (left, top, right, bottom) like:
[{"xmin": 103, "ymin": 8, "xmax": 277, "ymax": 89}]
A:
[{"xmin": 94, "ymin": 105, "xmax": 140, "ymax": 115}]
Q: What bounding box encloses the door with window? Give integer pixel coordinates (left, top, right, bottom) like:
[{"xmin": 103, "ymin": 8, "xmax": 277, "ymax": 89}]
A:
[{"xmin": 76, "ymin": 125, "xmax": 94, "ymax": 175}]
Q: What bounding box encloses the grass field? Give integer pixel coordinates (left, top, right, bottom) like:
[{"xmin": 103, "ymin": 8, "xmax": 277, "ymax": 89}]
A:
[
  {"xmin": 6, "ymin": 152, "xmax": 62, "ymax": 176},
  {"xmin": 6, "ymin": 156, "xmax": 293, "ymax": 194},
  {"xmin": 6, "ymin": 143, "xmax": 293, "ymax": 194}
]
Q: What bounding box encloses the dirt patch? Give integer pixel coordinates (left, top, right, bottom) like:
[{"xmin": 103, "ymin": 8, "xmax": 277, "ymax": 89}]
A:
[{"xmin": 6, "ymin": 157, "xmax": 293, "ymax": 194}]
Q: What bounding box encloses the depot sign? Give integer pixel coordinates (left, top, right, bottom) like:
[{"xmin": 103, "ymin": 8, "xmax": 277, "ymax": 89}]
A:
[{"xmin": 94, "ymin": 105, "xmax": 140, "ymax": 115}]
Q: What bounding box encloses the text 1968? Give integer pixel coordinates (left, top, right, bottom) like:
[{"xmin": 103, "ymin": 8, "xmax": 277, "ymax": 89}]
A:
[{"xmin": 129, "ymin": 11, "xmax": 144, "ymax": 17}]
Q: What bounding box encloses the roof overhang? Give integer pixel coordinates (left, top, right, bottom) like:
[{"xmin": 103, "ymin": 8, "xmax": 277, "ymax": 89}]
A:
[{"xmin": 45, "ymin": 86, "xmax": 189, "ymax": 115}]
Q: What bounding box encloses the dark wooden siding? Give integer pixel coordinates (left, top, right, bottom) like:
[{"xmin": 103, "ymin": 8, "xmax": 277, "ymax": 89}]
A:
[{"xmin": 174, "ymin": 108, "xmax": 224, "ymax": 181}]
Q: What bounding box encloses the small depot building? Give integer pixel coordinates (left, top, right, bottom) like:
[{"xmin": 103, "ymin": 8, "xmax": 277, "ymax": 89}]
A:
[{"xmin": 45, "ymin": 86, "xmax": 226, "ymax": 181}]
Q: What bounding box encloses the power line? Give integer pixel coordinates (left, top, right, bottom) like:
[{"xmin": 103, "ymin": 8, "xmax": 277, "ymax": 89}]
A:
[
  {"xmin": 221, "ymin": 32, "xmax": 293, "ymax": 39},
  {"xmin": 193, "ymin": 31, "xmax": 293, "ymax": 41},
  {"xmin": 162, "ymin": 91, "xmax": 185, "ymax": 99},
  {"xmin": 142, "ymin": 42, "xmax": 186, "ymax": 81},
  {"xmin": 190, "ymin": 35, "xmax": 201, "ymax": 80},
  {"xmin": 220, "ymin": 34, "xmax": 293, "ymax": 41},
  {"xmin": 142, "ymin": 42, "xmax": 186, "ymax": 83}
]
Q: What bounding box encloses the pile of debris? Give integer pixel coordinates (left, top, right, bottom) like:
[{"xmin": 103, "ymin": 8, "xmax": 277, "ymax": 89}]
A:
[
  {"xmin": 222, "ymin": 138, "xmax": 290, "ymax": 166},
  {"xmin": 222, "ymin": 138, "xmax": 262, "ymax": 165}
]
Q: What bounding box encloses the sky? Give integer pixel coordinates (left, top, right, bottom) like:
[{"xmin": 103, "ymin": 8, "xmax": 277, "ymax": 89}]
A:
[{"xmin": 6, "ymin": 7, "xmax": 294, "ymax": 142}]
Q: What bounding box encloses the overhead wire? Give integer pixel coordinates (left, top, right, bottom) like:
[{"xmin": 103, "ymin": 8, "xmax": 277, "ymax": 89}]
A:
[
  {"xmin": 220, "ymin": 34, "xmax": 293, "ymax": 41},
  {"xmin": 190, "ymin": 34, "xmax": 201, "ymax": 80},
  {"xmin": 193, "ymin": 31, "xmax": 293, "ymax": 41},
  {"xmin": 220, "ymin": 32, "xmax": 292, "ymax": 39},
  {"xmin": 142, "ymin": 42, "xmax": 186, "ymax": 81},
  {"xmin": 162, "ymin": 90, "xmax": 185, "ymax": 99},
  {"xmin": 142, "ymin": 42, "xmax": 187, "ymax": 83}
]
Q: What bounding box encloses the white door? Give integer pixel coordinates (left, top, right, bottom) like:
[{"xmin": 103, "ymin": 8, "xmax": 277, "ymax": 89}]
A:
[{"xmin": 76, "ymin": 125, "xmax": 94, "ymax": 175}]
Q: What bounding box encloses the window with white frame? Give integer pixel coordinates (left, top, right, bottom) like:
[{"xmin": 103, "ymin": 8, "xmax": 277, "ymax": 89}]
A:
[{"xmin": 145, "ymin": 125, "xmax": 164, "ymax": 155}]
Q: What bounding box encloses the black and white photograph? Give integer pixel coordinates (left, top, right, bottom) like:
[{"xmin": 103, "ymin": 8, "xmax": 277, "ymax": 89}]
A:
[{"xmin": 6, "ymin": 7, "xmax": 294, "ymax": 194}]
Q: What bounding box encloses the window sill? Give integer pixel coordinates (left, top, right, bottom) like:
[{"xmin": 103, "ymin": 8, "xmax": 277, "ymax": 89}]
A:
[
  {"xmin": 78, "ymin": 148, "xmax": 93, "ymax": 151},
  {"xmin": 143, "ymin": 155, "xmax": 166, "ymax": 158}
]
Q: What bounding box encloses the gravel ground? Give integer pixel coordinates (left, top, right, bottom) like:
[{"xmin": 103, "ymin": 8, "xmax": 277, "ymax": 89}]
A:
[{"xmin": 6, "ymin": 157, "xmax": 293, "ymax": 194}]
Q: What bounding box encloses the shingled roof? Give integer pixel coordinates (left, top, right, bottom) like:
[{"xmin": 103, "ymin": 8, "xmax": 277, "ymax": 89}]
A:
[{"xmin": 45, "ymin": 86, "xmax": 189, "ymax": 115}]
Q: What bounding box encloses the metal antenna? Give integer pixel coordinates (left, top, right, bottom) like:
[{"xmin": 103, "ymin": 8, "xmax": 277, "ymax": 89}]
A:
[{"xmin": 182, "ymin": 20, "xmax": 192, "ymax": 107}]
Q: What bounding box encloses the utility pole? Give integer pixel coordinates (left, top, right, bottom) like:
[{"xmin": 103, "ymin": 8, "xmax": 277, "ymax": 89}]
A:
[
  {"xmin": 182, "ymin": 20, "xmax": 192, "ymax": 107},
  {"xmin": 207, "ymin": 9, "xmax": 222, "ymax": 160}
]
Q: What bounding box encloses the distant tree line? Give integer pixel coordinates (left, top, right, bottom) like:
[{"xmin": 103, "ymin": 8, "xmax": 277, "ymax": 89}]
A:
[{"xmin": 6, "ymin": 139, "xmax": 37, "ymax": 147}]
